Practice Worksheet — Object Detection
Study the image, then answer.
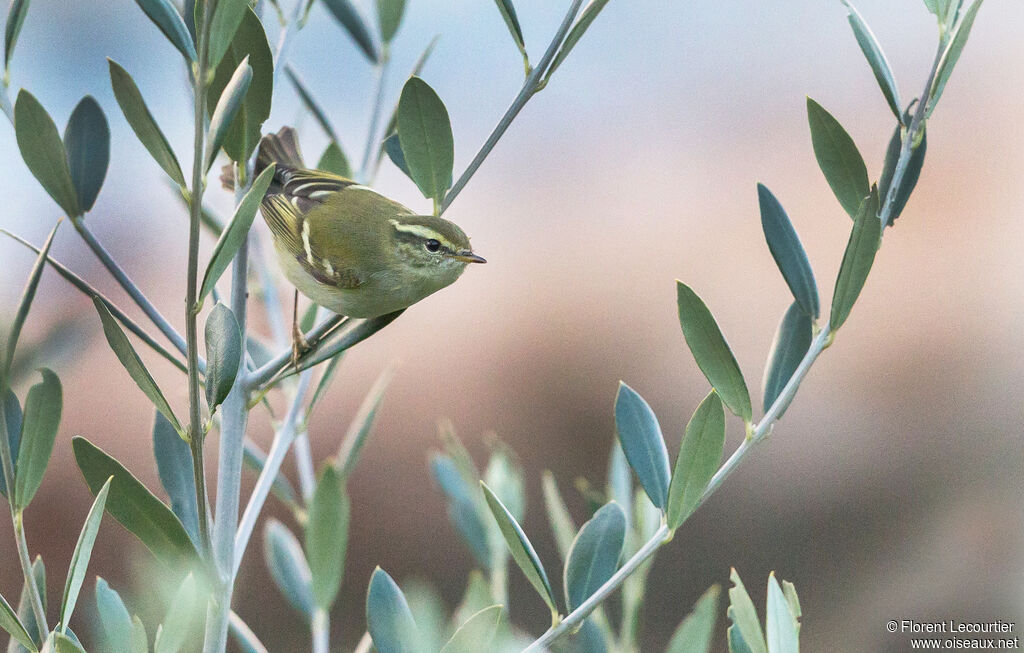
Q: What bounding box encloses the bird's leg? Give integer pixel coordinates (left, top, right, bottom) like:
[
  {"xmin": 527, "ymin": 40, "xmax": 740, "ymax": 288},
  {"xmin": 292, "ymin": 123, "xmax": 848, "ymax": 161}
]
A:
[{"xmin": 291, "ymin": 289, "xmax": 312, "ymax": 367}]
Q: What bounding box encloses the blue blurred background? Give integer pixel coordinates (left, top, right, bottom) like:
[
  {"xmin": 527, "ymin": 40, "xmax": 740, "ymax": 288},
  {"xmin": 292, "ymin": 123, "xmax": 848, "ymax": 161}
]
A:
[{"xmin": 1, "ymin": 0, "xmax": 1023, "ymax": 650}]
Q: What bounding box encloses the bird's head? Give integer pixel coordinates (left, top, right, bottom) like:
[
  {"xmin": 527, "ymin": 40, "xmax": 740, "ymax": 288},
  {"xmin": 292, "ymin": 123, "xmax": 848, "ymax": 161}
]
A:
[{"xmin": 388, "ymin": 215, "xmax": 486, "ymax": 279}]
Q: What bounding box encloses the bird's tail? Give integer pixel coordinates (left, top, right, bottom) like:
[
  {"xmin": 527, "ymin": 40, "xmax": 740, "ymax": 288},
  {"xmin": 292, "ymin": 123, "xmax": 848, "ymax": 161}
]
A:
[{"xmin": 219, "ymin": 126, "xmax": 305, "ymax": 191}]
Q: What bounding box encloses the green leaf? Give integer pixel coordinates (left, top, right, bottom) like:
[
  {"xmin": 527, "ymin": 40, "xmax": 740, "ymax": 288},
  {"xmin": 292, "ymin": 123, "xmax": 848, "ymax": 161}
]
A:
[
  {"xmin": 227, "ymin": 613, "xmax": 268, "ymax": 653},
  {"xmin": 840, "ymin": 0, "xmax": 902, "ymax": 121},
  {"xmin": 727, "ymin": 569, "xmax": 767, "ymax": 653},
  {"xmin": 107, "ymin": 60, "xmax": 186, "ymax": 187},
  {"xmin": 376, "ymin": 0, "xmax": 406, "ymax": 43},
  {"xmin": 0, "ymin": 591, "xmax": 35, "ymax": 653},
  {"xmin": 207, "ymin": 9, "xmax": 273, "ymax": 163},
  {"xmin": 207, "ymin": 0, "xmax": 249, "ymax": 69},
  {"xmin": 439, "ymin": 605, "xmax": 502, "ymax": 653},
  {"xmin": 336, "ymin": 365, "xmax": 393, "ymax": 478},
  {"xmin": 929, "ymin": 0, "xmax": 984, "ymax": 116},
  {"xmin": 152, "ymin": 411, "xmax": 200, "ymax": 548},
  {"xmin": 132, "ymin": 0, "xmax": 197, "ymax": 61},
  {"xmin": 52, "ymin": 634, "xmax": 85, "ymax": 653},
  {"xmin": 59, "ymin": 477, "xmax": 111, "ymax": 632},
  {"xmin": 95, "ymin": 578, "xmax": 133, "ymax": 653},
  {"xmin": 366, "ymin": 568, "xmax": 422, "ymax": 653},
  {"xmin": 606, "ymin": 439, "xmax": 632, "ymax": 528},
  {"xmin": 321, "ymin": 0, "xmax": 379, "ymax": 62},
  {"xmin": 765, "ymin": 574, "xmax": 799, "ymax": 653},
  {"xmin": 383, "ymin": 132, "xmax": 412, "ymax": 178},
  {"xmin": 130, "ymin": 616, "xmax": 149, "ymax": 653},
  {"xmin": 285, "ymin": 66, "xmax": 341, "ymax": 145},
  {"xmin": 198, "ymin": 163, "xmax": 276, "ymax": 304},
  {"xmin": 205, "ymin": 56, "xmax": 252, "ymax": 171},
  {"xmin": 564, "ymin": 502, "xmax": 625, "ymax": 611},
  {"xmin": 666, "ymin": 584, "xmax": 720, "ymax": 653},
  {"xmin": 614, "ymin": 382, "xmax": 671, "ymax": 509},
  {"xmin": 9, "ymin": 556, "xmax": 45, "ymax": 653},
  {"xmin": 757, "ymin": 184, "xmax": 819, "ymax": 318},
  {"xmin": 3, "ymin": 221, "xmax": 59, "ymax": 383},
  {"xmin": 878, "ymin": 115, "xmax": 926, "ymax": 226},
  {"xmin": 431, "ymin": 455, "xmax": 490, "ymax": 569},
  {"xmin": 316, "ymin": 142, "xmax": 351, "ymax": 178},
  {"xmin": 397, "ymin": 77, "xmax": 454, "ymax": 206},
  {"xmin": 4, "ymin": 0, "xmax": 31, "ymax": 72},
  {"xmin": 546, "ymin": 0, "xmax": 610, "ymax": 80},
  {"xmin": 0, "ymin": 390, "xmax": 22, "ymax": 499},
  {"xmin": 782, "ymin": 581, "xmax": 802, "ymax": 632},
  {"xmin": 762, "ymin": 303, "xmax": 812, "ymax": 417},
  {"xmin": 92, "ymin": 297, "xmax": 182, "ymax": 437},
  {"xmin": 676, "ymin": 282, "xmax": 752, "ymax": 421},
  {"xmin": 483, "ymin": 442, "xmax": 524, "ymax": 522},
  {"xmin": 806, "ymin": 97, "xmax": 869, "ymax": 219},
  {"xmin": 830, "ymin": 188, "xmax": 881, "ymax": 331},
  {"xmin": 263, "ymin": 519, "xmax": 314, "ymax": 617},
  {"xmin": 305, "ymin": 465, "xmax": 349, "ymax": 611},
  {"xmin": 72, "ymin": 436, "xmax": 198, "ymax": 567},
  {"xmin": 152, "ymin": 574, "xmax": 198, "ymax": 653},
  {"xmin": 481, "ymin": 481, "xmax": 557, "ymax": 614},
  {"xmin": 492, "ymin": 0, "xmax": 527, "ymax": 60},
  {"xmin": 204, "ymin": 304, "xmax": 241, "ymax": 410},
  {"xmin": 541, "ymin": 470, "xmax": 576, "ymax": 561},
  {"xmin": 13, "ymin": 368, "xmax": 62, "ymax": 509},
  {"xmin": 666, "ymin": 391, "xmax": 725, "ymax": 530},
  {"xmin": 63, "ymin": 96, "xmax": 109, "ymax": 213},
  {"xmin": 14, "ymin": 91, "xmax": 80, "ymax": 217}
]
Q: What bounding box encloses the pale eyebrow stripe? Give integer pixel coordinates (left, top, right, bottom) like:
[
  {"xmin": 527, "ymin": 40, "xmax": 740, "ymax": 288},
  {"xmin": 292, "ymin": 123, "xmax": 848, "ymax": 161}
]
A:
[{"xmin": 387, "ymin": 219, "xmax": 458, "ymax": 250}]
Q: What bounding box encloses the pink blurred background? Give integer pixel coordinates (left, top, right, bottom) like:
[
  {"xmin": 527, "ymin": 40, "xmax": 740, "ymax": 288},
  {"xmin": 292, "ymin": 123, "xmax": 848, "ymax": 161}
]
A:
[{"xmin": 1, "ymin": 0, "xmax": 1023, "ymax": 650}]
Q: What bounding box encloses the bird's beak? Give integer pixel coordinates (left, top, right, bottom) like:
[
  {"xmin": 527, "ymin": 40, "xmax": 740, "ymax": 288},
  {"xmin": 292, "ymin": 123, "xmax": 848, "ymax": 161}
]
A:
[{"xmin": 453, "ymin": 250, "xmax": 487, "ymax": 264}]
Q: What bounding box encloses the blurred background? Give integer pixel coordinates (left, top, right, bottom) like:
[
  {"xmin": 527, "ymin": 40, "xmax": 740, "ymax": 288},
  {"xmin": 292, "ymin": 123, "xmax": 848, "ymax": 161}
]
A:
[{"xmin": 1, "ymin": 0, "xmax": 1022, "ymax": 650}]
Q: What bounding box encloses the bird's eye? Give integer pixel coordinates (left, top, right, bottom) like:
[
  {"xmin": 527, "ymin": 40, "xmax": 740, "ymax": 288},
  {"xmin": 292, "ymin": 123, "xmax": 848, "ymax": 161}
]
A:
[{"xmin": 424, "ymin": 239, "xmax": 441, "ymax": 253}]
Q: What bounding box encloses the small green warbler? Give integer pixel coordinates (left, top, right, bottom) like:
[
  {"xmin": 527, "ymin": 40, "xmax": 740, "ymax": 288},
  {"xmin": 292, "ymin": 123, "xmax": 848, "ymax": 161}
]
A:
[{"xmin": 248, "ymin": 128, "xmax": 485, "ymax": 356}]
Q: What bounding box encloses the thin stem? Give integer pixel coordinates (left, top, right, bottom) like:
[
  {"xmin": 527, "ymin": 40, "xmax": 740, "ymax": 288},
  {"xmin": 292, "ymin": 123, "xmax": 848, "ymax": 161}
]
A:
[
  {"xmin": 0, "ymin": 82, "xmax": 13, "ymax": 122},
  {"xmin": 439, "ymin": 0, "xmax": 583, "ymax": 214},
  {"xmin": 243, "ymin": 314, "xmax": 346, "ymax": 390},
  {"xmin": 360, "ymin": 53, "xmax": 389, "ymax": 182},
  {"xmin": 292, "ymin": 426, "xmax": 316, "ymax": 501},
  {"xmin": 311, "ymin": 608, "xmax": 329, "ymax": 653}
]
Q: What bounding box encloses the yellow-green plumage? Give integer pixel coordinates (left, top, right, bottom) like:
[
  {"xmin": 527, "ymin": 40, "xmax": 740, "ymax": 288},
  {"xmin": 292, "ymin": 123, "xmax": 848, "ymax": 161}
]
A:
[{"xmin": 255, "ymin": 128, "xmax": 484, "ymax": 318}]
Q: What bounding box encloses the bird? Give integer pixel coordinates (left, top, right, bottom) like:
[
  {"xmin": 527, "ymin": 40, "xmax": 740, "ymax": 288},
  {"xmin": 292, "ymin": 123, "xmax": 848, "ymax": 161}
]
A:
[{"xmin": 247, "ymin": 127, "xmax": 485, "ymax": 360}]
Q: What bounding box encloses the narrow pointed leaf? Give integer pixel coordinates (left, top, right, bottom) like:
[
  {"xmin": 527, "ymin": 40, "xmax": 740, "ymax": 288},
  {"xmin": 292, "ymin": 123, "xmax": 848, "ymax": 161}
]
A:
[
  {"xmin": 727, "ymin": 569, "xmax": 767, "ymax": 653},
  {"xmin": 13, "ymin": 368, "xmax": 62, "ymax": 509},
  {"xmin": 606, "ymin": 439, "xmax": 632, "ymax": 527},
  {"xmin": 199, "ymin": 163, "xmax": 275, "ymax": 303},
  {"xmin": 830, "ymin": 189, "xmax": 881, "ymax": 331},
  {"xmin": 228, "ymin": 612, "xmax": 268, "ymax": 653},
  {"xmin": 336, "ymin": 365, "xmax": 393, "ymax": 478},
  {"xmin": 806, "ymin": 98, "xmax": 869, "ymax": 218},
  {"xmin": 317, "ymin": 142, "xmax": 351, "ymax": 178},
  {"xmin": 492, "ymin": 0, "xmax": 526, "ymax": 59},
  {"xmin": 0, "ymin": 592, "xmax": 35, "ymax": 653},
  {"xmin": 878, "ymin": 118, "xmax": 926, "ymax": 226},
  {"xmin": 439, "ymin": 605, "xmax": 502, "ymax": 653},
  {"xmin": 397, "ymin": 77, "xmax": 453, "ymax": 204},
  {"xmin": 614, "ymin": 382, "xmax": 671, "ymax": 509},
  {"xmin": 676, "ymin": 282, "xmax": 752, "ymax": 421},
  {"xmin": 242, "ymin": 439, "xmax": 298, "ymax": 508},
  {"xmin": 132, "ymin": 0, "xmax": 196, "ymax": 61},
  {"xmin": 541, "ymin": 470, "xmax": 576, "ymax": 561},
  {"xmin": 376, "ymin": 0, "xmax": 406, "ymax": 43},
  {"xmin": 667, "ymin": 391, "xmax": 725, "ymax": 530},
  {"xmin": 546, "ymin": 0, "xmax": 609, "ymax": 80},
  {"xmin": 92, "ymin": 297, "xmax": 182, "ymax": 436},
  {"xmin": 305, "ymin": 465, "xmax": 349, "ymax": 610},
  {"xmin": 63, "ymin": 96, "xmax": 109, "ymax": 213},
  {"xmin": 762, "ymin": 303, "xmax": 812, "ymax": 416},
  {"xmin": 431, "ymin": 455, "xmax": 490, "ymax": 569},
  {"xmin": 263, "ymin": 519, "xmax": 314, "ymax": 617},
  {"xmin": 564, "ymin": 502, "xmax": 625, "ymax": 611},
  {"xmin": 383, "ymin": 132, "xmax": 411, "ymax": 178},
  {"xmin": 205, "ymin": 57, "xmax": 252, "ymax": 170},
  {"xmin": 108, "ymin": 60, "xmax": 185, "ymax": 187},
  {"xmin": 207, "ymin": 0, "xmax": 249, "ymax": 68},
  {"xmin": 481, "ymin": 481, "xmax": 556, "ymax": 613},
  {"xmin": 130, "ymin": 616, "xmax": 148, "ymax": 653},
  {"xmin": 379, "ymin": 36, "xmax": 440, "ymax": 151},
  {"xmin": 366, "ymin": 568, "xmax": 421, "ymax": 653},
  {"xmin": 782, "ymin": 581, "xmax": 802, "ymax": 632},
  {"xmin": 152, "ymin": 412, "xmax": 200, "ymax": 548},
  {"xmin": 14, "ymin": 91, "xmax": 80, "ymax": 217},
  {"xmin": 8, "ymin": 556, "xmax": 45, "ymax": 653},
  {"xmin": 322, "ymin": 0, "xmax": 378, "ymax": 61},
  {"xmin": 766, "ymin": 574, "xmax": 799, "ymax": 653},
  {"xmin": 59, "ymin": 477, "xmax": 111, "ymax": 631},
  {"xmin": 3, "ymin": 221, "xmax": 59, "ymax": 382},
  {"xmin": 929, "ymin": 0, "xmax": 984, "ymax": 116},
  {"xmin": 204, "ymin": 304, "xmax": 241, "ymax": 410},
  {"xmin": 285, "ymin": 66, "xmax": 341, "ymax": 144},
  {"xmin": 483, "ymin": 443, "xmax": 524, "ymax": 522},
  {"xmin": 95, "ymin": 578, "xmax": 133, "ymax": 653},
  {"xmin": 4, "ymin": 0, "xmax": 31, "ymax": 70},
  {"xmin": 840, "ymin": 0, "xmax": 902, "ymax": 121},
  {"xmin": 152, "ymin": 574, "xmax": 198, "ymax": 653},
  {"xmin": 758, "ymin": 184, "xmax": 819, "ymax": 318},
  {"xmin": 0, "ymin": 390, "xmax": 22, "ymax": 498},
  {"xmin": 72, "ymin": 436, "xmax": 198, "ymax": 567},
  {"xmin": 666, "ymin": 584, "xmax": 720, "ymax": 653},
  {"xmin": 52, "ymin": 634, "xmax": 85, "ymax": 653}
]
